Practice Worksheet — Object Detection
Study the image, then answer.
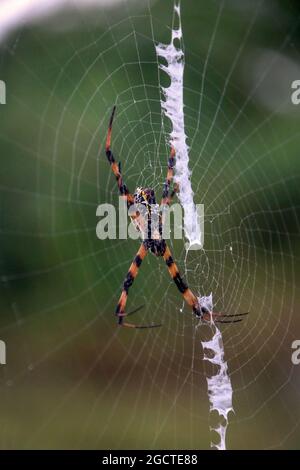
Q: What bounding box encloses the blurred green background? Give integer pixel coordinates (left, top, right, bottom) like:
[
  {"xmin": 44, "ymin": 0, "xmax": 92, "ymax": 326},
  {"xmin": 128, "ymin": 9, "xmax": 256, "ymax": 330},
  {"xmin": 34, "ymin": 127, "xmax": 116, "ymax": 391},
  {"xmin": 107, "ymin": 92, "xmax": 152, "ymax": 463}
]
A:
[{"xmin": 0, "ymin": 0, "xmax": 300, "ymax": 449}]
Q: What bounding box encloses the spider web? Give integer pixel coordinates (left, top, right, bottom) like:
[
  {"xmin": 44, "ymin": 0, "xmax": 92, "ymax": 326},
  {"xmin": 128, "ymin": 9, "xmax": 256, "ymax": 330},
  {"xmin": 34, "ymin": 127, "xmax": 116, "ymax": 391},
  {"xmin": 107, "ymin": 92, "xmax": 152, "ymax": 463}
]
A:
[{"xmin": 0, "ymin": 0, "xmax": 300, "ymax": 450}]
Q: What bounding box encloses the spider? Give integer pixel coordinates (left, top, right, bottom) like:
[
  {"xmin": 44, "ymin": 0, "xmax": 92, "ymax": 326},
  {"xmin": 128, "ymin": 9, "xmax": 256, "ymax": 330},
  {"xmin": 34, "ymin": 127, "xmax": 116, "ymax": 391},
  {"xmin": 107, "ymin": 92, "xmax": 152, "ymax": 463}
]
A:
[{"xmin": 105, "ymin": 106, "xmax": 248, "ymax": 328}]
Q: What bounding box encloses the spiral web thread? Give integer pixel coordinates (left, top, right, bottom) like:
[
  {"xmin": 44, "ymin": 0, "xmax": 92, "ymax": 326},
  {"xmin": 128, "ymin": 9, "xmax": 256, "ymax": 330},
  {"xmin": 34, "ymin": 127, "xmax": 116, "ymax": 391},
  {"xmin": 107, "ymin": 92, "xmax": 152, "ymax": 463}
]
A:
[{"xmin": 0, "ymin": 0, "xmax": 299, "ymax": 449}]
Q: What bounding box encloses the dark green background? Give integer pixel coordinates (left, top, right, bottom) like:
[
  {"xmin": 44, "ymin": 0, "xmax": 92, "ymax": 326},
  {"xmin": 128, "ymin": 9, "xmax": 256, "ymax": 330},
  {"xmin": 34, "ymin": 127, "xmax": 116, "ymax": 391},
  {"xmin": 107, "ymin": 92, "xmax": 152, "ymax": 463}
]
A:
[{"xmin": 0, "ymin": 0, "xmax": 299, "ymax": 449}]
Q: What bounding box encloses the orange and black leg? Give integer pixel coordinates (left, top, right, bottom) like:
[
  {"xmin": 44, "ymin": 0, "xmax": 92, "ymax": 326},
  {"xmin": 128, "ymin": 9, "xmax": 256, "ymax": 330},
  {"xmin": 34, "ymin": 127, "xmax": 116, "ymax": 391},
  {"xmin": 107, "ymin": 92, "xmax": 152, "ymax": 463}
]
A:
[
  {"xmin": 160, "ymin": 146, "xmax": 179, "ymax": 236},
  {"xmin": 162, "ymin": 244, "xmax": 202, "ymax": 318},
  {"xmin": 161, "ymin": 145, "xmax": 180, "ymax": 208},
  {"xmin": 161, "ymin": 146, "xmax": 176, "ymax": 208},
  {"xmin": 169, "ymin": 182, "xmax": 179, "ymax": 204},
  {"xmin": 115, "ymin": 243, "xmax": 151, "ymax": 328},
  {"xmin": 105, "ymin": 106, "xmax": 134, "ymax": 208}
]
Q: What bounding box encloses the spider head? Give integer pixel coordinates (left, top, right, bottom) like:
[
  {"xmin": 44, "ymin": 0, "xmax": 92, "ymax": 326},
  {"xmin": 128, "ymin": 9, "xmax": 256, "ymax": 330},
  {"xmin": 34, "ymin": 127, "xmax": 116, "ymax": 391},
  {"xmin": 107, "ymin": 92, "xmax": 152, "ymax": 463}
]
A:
[{"xmin": 134, "ymin": 187, "xmax": 156, "ymax": 206}]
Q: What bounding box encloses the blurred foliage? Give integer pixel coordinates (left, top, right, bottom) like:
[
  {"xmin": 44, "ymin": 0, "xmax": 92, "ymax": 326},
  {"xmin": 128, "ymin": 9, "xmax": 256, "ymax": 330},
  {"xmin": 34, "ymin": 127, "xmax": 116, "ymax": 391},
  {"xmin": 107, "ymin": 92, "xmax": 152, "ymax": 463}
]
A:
[{"xmin": 0, "ymin": 0, "xmax": 299, "ymax": 449}]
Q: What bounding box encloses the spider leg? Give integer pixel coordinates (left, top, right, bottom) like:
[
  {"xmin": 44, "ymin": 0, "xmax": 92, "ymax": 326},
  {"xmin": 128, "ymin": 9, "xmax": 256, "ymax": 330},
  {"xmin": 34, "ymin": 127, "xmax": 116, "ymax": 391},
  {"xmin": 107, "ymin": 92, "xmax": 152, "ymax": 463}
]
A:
[
  {"xmin": 160, "ymin": 146, "xmax": 179, "ymax": 236},
  {"xmin": 169, "ymin": 182, "xmax": 179, "ymax": 204},
  {"xmin": 162, "ymin": 244, "xmax": 201, "ymax": 318},
  {"xmin": 105, "ymin": 106, "xmax": 134, "ymax": 207},
  {"xmin": 115, "ymin": 244, "xmax": 162, "ymax": 329},
  {"xmin": 115, "ymin": 243, "xmax": 147, "ymax": 323},
  {"xmin": 212, "ymin": 311, "xmax": 249, "ymax": 324},
  {"xmin": 161, "ymin": 145, "xmax": 178, "ymax": 209}
]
